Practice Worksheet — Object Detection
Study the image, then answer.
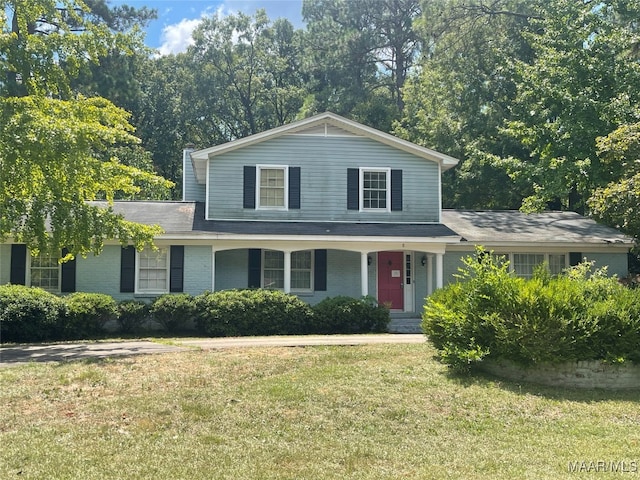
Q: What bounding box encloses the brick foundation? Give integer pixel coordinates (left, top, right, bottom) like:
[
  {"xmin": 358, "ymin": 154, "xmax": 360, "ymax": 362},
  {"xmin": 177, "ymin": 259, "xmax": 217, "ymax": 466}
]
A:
[{"xmin": 479, "ymin": 358, "xmax": 640, "ymax": 390}]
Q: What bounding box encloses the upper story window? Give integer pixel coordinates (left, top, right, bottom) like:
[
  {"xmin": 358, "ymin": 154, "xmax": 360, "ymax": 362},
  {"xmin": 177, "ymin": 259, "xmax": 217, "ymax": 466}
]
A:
[
  {"xmin": 137, "ymin": 248, "xmax": 169, "ymax": 293},
  {"xmin": 257, "ymin": 165, "xmax": 288, "ymax": 209},
  {"xmin": 29, "ymin": 251, "xmax": 61, "ymax": 293},
  {"xmin": 360, "ymin": 168, "xmax": 390, "ymax": 211}
]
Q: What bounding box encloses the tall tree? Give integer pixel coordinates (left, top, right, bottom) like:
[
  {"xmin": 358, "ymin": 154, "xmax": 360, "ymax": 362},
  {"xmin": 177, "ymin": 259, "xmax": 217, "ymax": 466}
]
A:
[
  {"xmin": 302, "ymin": 0, "xmax": 421, "ymax": 129},
  {"xmin": 0, "ymin": 0, "xmax": 172, "ymax": 257}
]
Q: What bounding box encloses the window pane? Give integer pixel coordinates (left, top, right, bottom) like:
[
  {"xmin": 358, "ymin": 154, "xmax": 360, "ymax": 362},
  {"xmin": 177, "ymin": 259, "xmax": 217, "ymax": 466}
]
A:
[
  {"xmin": 513, "ymin": 253, "xmax": 544, "ymax": 279},
  {"xmin": 259, "ymin": 168, "xmax": 285, "ymax": 207},
  {"xmin": 363, "ymin": 171, "xmax": 387, "ymax": 209},
  {"xmin": 548, "ymin": 254, "xmax": 566, "ymax": 275},
  {"xmin": 291, "ymin": 251, "xmax": 312, "ymax": 290},
  {"xmin": 30, "ymin": 252, "xmax": 60, "ymax": 292},
  {"xmin": 264, "ymin": 250, "xmax": 284, "ymax": 289},
  {"xmin": 138, "ymin": 248, "xmax": 168, "ymax": 291}
]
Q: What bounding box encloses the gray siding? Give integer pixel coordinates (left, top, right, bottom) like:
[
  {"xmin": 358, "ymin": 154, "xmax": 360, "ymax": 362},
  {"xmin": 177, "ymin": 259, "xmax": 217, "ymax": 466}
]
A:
[
  {"xmin": 184, "ymin": 246, "xmax": 212, "ymax": 294},
  {"xmin": 584, "ymin": 252, "xmax": 629, "ymax": 278},
  {"xmin": 207, "ymin": 135, "xmax": 440, "ymax": 222},
  {"xmin": 76, "ymin": 247, "xmax": 123, "ymax": 299},
  {"xmin": 183, "ymin": 150, "xmax": 206, "ymax": 202}
]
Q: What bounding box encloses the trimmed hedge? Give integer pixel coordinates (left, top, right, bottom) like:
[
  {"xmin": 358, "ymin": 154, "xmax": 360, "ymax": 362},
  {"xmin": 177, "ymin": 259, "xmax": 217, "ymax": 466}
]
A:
[
  {"xmin": 117, "ymin": 300, "xmax": 149, "ymax": 334},
  {"xmin": 0, "ymin": 284, "xmax": 66, "ymax": 343},
  {"xmin": 312, "ymin": 295, "xmax": 389, "ymax": 334},
  {"xmin": 63, "ymin": 292, "xmax": 117, "ymax": 339},
  {"xmin": 151, "ymin": 294, "xmax": 195, "ymax": 332},
  {"xmin": 194, "ymin": 289, "xmax": 313, "ymax": 336},
  {"xmin": 422, "ymin": 248, "xmax": 640, "ymax": 371}
]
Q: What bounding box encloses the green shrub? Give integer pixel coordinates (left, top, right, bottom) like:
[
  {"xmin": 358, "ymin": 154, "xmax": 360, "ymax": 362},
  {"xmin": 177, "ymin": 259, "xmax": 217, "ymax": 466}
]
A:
[
  {"xmin": 150, "ymin": 294, "xmax": 195, "ymax": 332},
  {"xmin": 311, "ymin": 296, "xmax": 390, "ymax": 334},
  {"xmin": 422, "ymin": 247, "xmax": 640, "ymax": 370},
  {"xmin": 117, "ymin": 300, "xmax": 149, "ymax": 334},
  {"xmin": 0, "ymin": 284, "xmax": 66, "ymax": 343},
  {"xmin": 62, "ymin": 293, "xmax": 117, "ymax": 339},
  {"xmin": 194, "ymin": 289, "xmax": 313, "ymax": 337}
]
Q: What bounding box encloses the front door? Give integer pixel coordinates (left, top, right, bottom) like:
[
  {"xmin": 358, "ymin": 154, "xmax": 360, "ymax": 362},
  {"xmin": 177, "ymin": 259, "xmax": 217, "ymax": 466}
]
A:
[{"xmin": 377, "ymin": 251, "xmax": 404, "ymax": 310}]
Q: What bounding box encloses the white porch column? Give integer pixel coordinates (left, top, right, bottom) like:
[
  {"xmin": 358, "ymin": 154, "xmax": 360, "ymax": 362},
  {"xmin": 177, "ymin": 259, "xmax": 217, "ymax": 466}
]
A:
[
  {"xmin": 427, "ymin": 254, "xmax": 434, "ymax": 296},
  {"xmin": 211, "ymin": 247, "xmax": 216, "ymax": 292},
  {"xmin": 360, "ymin": 252, "xmax": 369, "ymax": 297},
  {"xmin": 436, "ymin": 253, "xmax": 444, "ymax": 289},
  {"xmin": 283, "ymin": 251, "xmax": 291, "ymax": 293}
]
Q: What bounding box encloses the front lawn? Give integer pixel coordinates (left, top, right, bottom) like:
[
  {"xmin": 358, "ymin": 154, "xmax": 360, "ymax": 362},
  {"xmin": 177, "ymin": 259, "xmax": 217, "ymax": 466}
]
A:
[{"xmin": 1, "ymin": 343, "xmax": 638, "ymax": 479}]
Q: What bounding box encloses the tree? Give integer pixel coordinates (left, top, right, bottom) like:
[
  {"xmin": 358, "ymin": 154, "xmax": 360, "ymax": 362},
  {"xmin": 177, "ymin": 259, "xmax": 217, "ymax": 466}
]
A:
[
  {"xmin": 0, "ymin": 0, "xmax": 172, "ymax": 257},
  {"xmin": 302, "ymin": 0, "xmax": 421, "ymax": 129}
]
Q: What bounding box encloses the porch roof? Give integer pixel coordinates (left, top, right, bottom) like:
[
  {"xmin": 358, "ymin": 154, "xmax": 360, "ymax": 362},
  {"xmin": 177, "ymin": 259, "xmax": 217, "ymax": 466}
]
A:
[{"xmin": 98, "ymin": 201, "xmax": 458, "ymax": 239}]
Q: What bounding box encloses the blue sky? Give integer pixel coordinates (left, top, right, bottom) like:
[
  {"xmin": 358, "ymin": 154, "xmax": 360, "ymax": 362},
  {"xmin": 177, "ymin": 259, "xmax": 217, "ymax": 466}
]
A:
[{"xmin": 111, "ymin": 1, "xmax": 304, "ymax": 55}]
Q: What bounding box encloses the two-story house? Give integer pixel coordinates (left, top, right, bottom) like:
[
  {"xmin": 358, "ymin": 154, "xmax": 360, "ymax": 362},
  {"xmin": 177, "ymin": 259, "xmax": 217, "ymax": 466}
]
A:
[{"xmin": 1, "ymin": 112, "xmax": 633, "ymax": 323}]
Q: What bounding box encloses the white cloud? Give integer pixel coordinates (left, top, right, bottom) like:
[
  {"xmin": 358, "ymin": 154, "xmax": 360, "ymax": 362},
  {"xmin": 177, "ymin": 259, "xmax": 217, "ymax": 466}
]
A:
[{"xmin": 158, "ymin": 17, "xmax": 202, "ymax": 56}]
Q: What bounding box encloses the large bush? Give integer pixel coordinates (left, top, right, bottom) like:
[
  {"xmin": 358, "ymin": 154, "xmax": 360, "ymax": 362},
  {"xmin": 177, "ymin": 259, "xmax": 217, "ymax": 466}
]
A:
[
  {"xmin": 194, "ymin": 289, "xmax": 313, "ymax": 336},
  {"xmin": 423, "ymin": 248, "xmax": 640, "ymax": 370},
  {"xmin": 117, "ymin": 300, "xmax": 149, "ymax": 334},
  {"xmin": 0, "ymin": 284, "xmax": 66, "ymax": 343},
  {"xmin": 311, "ymin": 296, "xmax": 390, "ymax": 334},
  {"xmin": 62, "ymin": 292, "xmax": 117, "ymax": 339},
  {"xmin": 150, "ymin": 294, "xmax": 195, "ymax": 332}
]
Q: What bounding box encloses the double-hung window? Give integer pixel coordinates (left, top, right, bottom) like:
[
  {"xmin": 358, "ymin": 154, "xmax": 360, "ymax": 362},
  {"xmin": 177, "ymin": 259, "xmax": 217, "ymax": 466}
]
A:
[
  {"xmin": 257, "ymin": 165, "xmax": 288, "ymax": 209},
  {"xmin": 262, "ymin": 250, "xmax": 313, "ymax": 292},
  {"xmin": 511, "ymin": 253, "xmax": 567, "ymax": 278},
  {"xmin": 360, "ymin": 168, "xmax": 390, "ymax": 211},
  {"xmin": 137, "ymin": 248, "xmax": 169, "ymax": 293},
  {"xmin": 29, "ymin": 251, "xmax": 61, "ymax": 293}
]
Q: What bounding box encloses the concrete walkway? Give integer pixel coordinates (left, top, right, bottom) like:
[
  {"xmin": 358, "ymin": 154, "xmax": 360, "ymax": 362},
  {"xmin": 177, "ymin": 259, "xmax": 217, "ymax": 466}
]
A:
[{"xmin": 0, "ymin": 334, "xmax": 425, "ymax": 367}]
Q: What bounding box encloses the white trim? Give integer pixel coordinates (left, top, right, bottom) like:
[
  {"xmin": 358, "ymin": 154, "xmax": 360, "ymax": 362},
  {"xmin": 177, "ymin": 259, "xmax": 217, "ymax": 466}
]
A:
[
  {"xmin": 403, "ymin": 252, "xmax": 415, "ymax": 312},
  {"xmin": 26, "ymin": 251, "xmax": 61, "ymax": 294},
  {"xmin": 256, "ymin": 165, "xmax": 289, "ymax": 211},
  {"xmin": 135, "ymin": 247, "xmax": 170, "ymax": 295},
  {"xmin": 205, "ymin": 159, "xmax": 210, "ymax": 220},
  {"xmin": 361, "ymin": 252, "xmax": 369, "ymax": 297},
  {"xmin": 261, "ymin": 249, "xmax": 314, "ymax": 293},
  {"xmin": 359, "ymin": 167, "xmax": 391, "ymax": 213}
]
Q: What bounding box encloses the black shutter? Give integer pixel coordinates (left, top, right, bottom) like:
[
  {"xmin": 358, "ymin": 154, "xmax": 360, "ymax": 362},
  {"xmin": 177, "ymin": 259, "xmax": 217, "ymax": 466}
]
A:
[
  {"xmin": 60, "ymin": 248, "xmax": 76, "ymax": 293},
  {"xmin": 569, "ymin": 252, "xmax": 582, "ymax": 266},
  {"xmin": 243, "ymin": 166, "xmax": 256, "ymax": 209},
  {"xmin": 289, "ymin": 167, "xmax": 301, "ymax": 209},
  {"xmin": 314, "ymin": 249, "xmax": 327, "ymax": 291},
  {"xmin": 347, "ymin": 168, "xmax": 359, "ymax": 210},
  {"xmin": 248, "ymin": 249, "xmax": 262, "ymax": 288},
  {"xmin": 391, "ymin": 169, "xmax": 403, "ymax": 211},
  {"xmin": 120, "ymin": 246, "xmax": 136, "ymax": 293},
  {"xmin": 10, "ymin": 244, "xmax": 27, "ymax": 285},
  {"xmin": 170, "ymin": 246, "xmax": 184, "ymax": 292}
]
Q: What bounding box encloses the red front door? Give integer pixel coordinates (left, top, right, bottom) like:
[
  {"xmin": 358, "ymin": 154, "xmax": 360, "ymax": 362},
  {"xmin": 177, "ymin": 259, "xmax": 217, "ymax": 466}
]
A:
[{"xmin": 377, "ymin": 252, "xmax": 404, "ymax": 310}]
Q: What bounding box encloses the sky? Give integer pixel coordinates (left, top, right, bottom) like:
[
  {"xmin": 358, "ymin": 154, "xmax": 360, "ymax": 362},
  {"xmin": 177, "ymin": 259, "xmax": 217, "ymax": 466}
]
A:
[{"xmin": 110, "ymin": 0, "xmax": 305, "ymax": 55}]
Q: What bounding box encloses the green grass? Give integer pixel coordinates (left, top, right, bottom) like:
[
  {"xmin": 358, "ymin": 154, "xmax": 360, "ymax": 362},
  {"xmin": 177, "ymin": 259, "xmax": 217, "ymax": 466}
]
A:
[{"xmin": 1, "ymin": 343, "xmax": 638, "ymax": 479}]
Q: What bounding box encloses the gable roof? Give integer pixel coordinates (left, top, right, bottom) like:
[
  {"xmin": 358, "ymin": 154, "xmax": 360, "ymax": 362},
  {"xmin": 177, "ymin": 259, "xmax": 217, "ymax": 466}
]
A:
[
  {"xmin": 442, "ymin": 210, "xmax": 634, "ymax": 248},
  {"xmin": 188, "ymin": 112, "xmax": 460, "ymax": 183}
]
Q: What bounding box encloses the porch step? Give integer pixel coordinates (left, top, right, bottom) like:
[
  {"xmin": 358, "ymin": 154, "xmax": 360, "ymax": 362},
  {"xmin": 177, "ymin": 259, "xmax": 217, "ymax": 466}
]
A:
[{"xmin": 388, "ymin": 317, "xmax": 423, "ymax": 334}]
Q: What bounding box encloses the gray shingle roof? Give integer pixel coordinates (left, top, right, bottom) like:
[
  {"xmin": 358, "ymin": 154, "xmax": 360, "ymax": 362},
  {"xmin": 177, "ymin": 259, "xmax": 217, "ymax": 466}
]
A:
[{"xmin": 441, "ymin": 210, "xmax": 633, "ymax": 245}]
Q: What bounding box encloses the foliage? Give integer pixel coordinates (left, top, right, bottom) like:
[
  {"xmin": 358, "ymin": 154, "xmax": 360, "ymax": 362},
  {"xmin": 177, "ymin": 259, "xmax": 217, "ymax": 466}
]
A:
[
  {"xmin": 150, "ymin": 294, "xmax": 195, "ymax": 332},
  {"xmin": 423, "ymin": 248, "xmax": 640, "ymax": 371},
  {"xmin": 62, "ymin": 292, "xmax": 117, "ymax": 339},
  {"xmin": 116, "ymin": 300, "xmax": 149, "ymax": 333},
  {"xmin": 0, "ymin": 284, "xmax": 66, "ymax": 343},
  {"xmin": 311, "ymin": 295, "xmax": 390, "ymax": 334},
  {"xmin": 0, "ymin": 95, "xmax": 170, "ymax": 258},
  {"xmin": 194, "ymin": 289, "xmax": 313, "ymax": 337}
]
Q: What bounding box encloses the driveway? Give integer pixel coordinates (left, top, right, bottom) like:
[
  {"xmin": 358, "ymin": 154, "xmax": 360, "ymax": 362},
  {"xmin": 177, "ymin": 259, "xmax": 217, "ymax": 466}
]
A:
[{"xmin": 0, "ymin": 334, "xmax": 425, "ymax": 367}]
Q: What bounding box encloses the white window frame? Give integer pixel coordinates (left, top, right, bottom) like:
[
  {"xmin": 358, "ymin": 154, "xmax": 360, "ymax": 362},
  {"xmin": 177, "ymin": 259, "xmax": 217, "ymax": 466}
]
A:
[
  {"xmin": 261, "ymin": 250, "xmax": 314, "ymax": 293},
  {"xmin": 256, "ymin": 165, "xmax": 288, "ymax": 210},
  {"xmin": 498, "ymin": 252, "xmax": 568, "ymax": 279},
  {"xmin": 135, "ymin": 247, "xmax": 170, "ymax": 294},
  {"xmin": 359, "ymin": 167, "xmax": 391, "ymax": 212},
  {"xmin": 27, "ymin": 251, "xmax": 61, "ymax": 293}
]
